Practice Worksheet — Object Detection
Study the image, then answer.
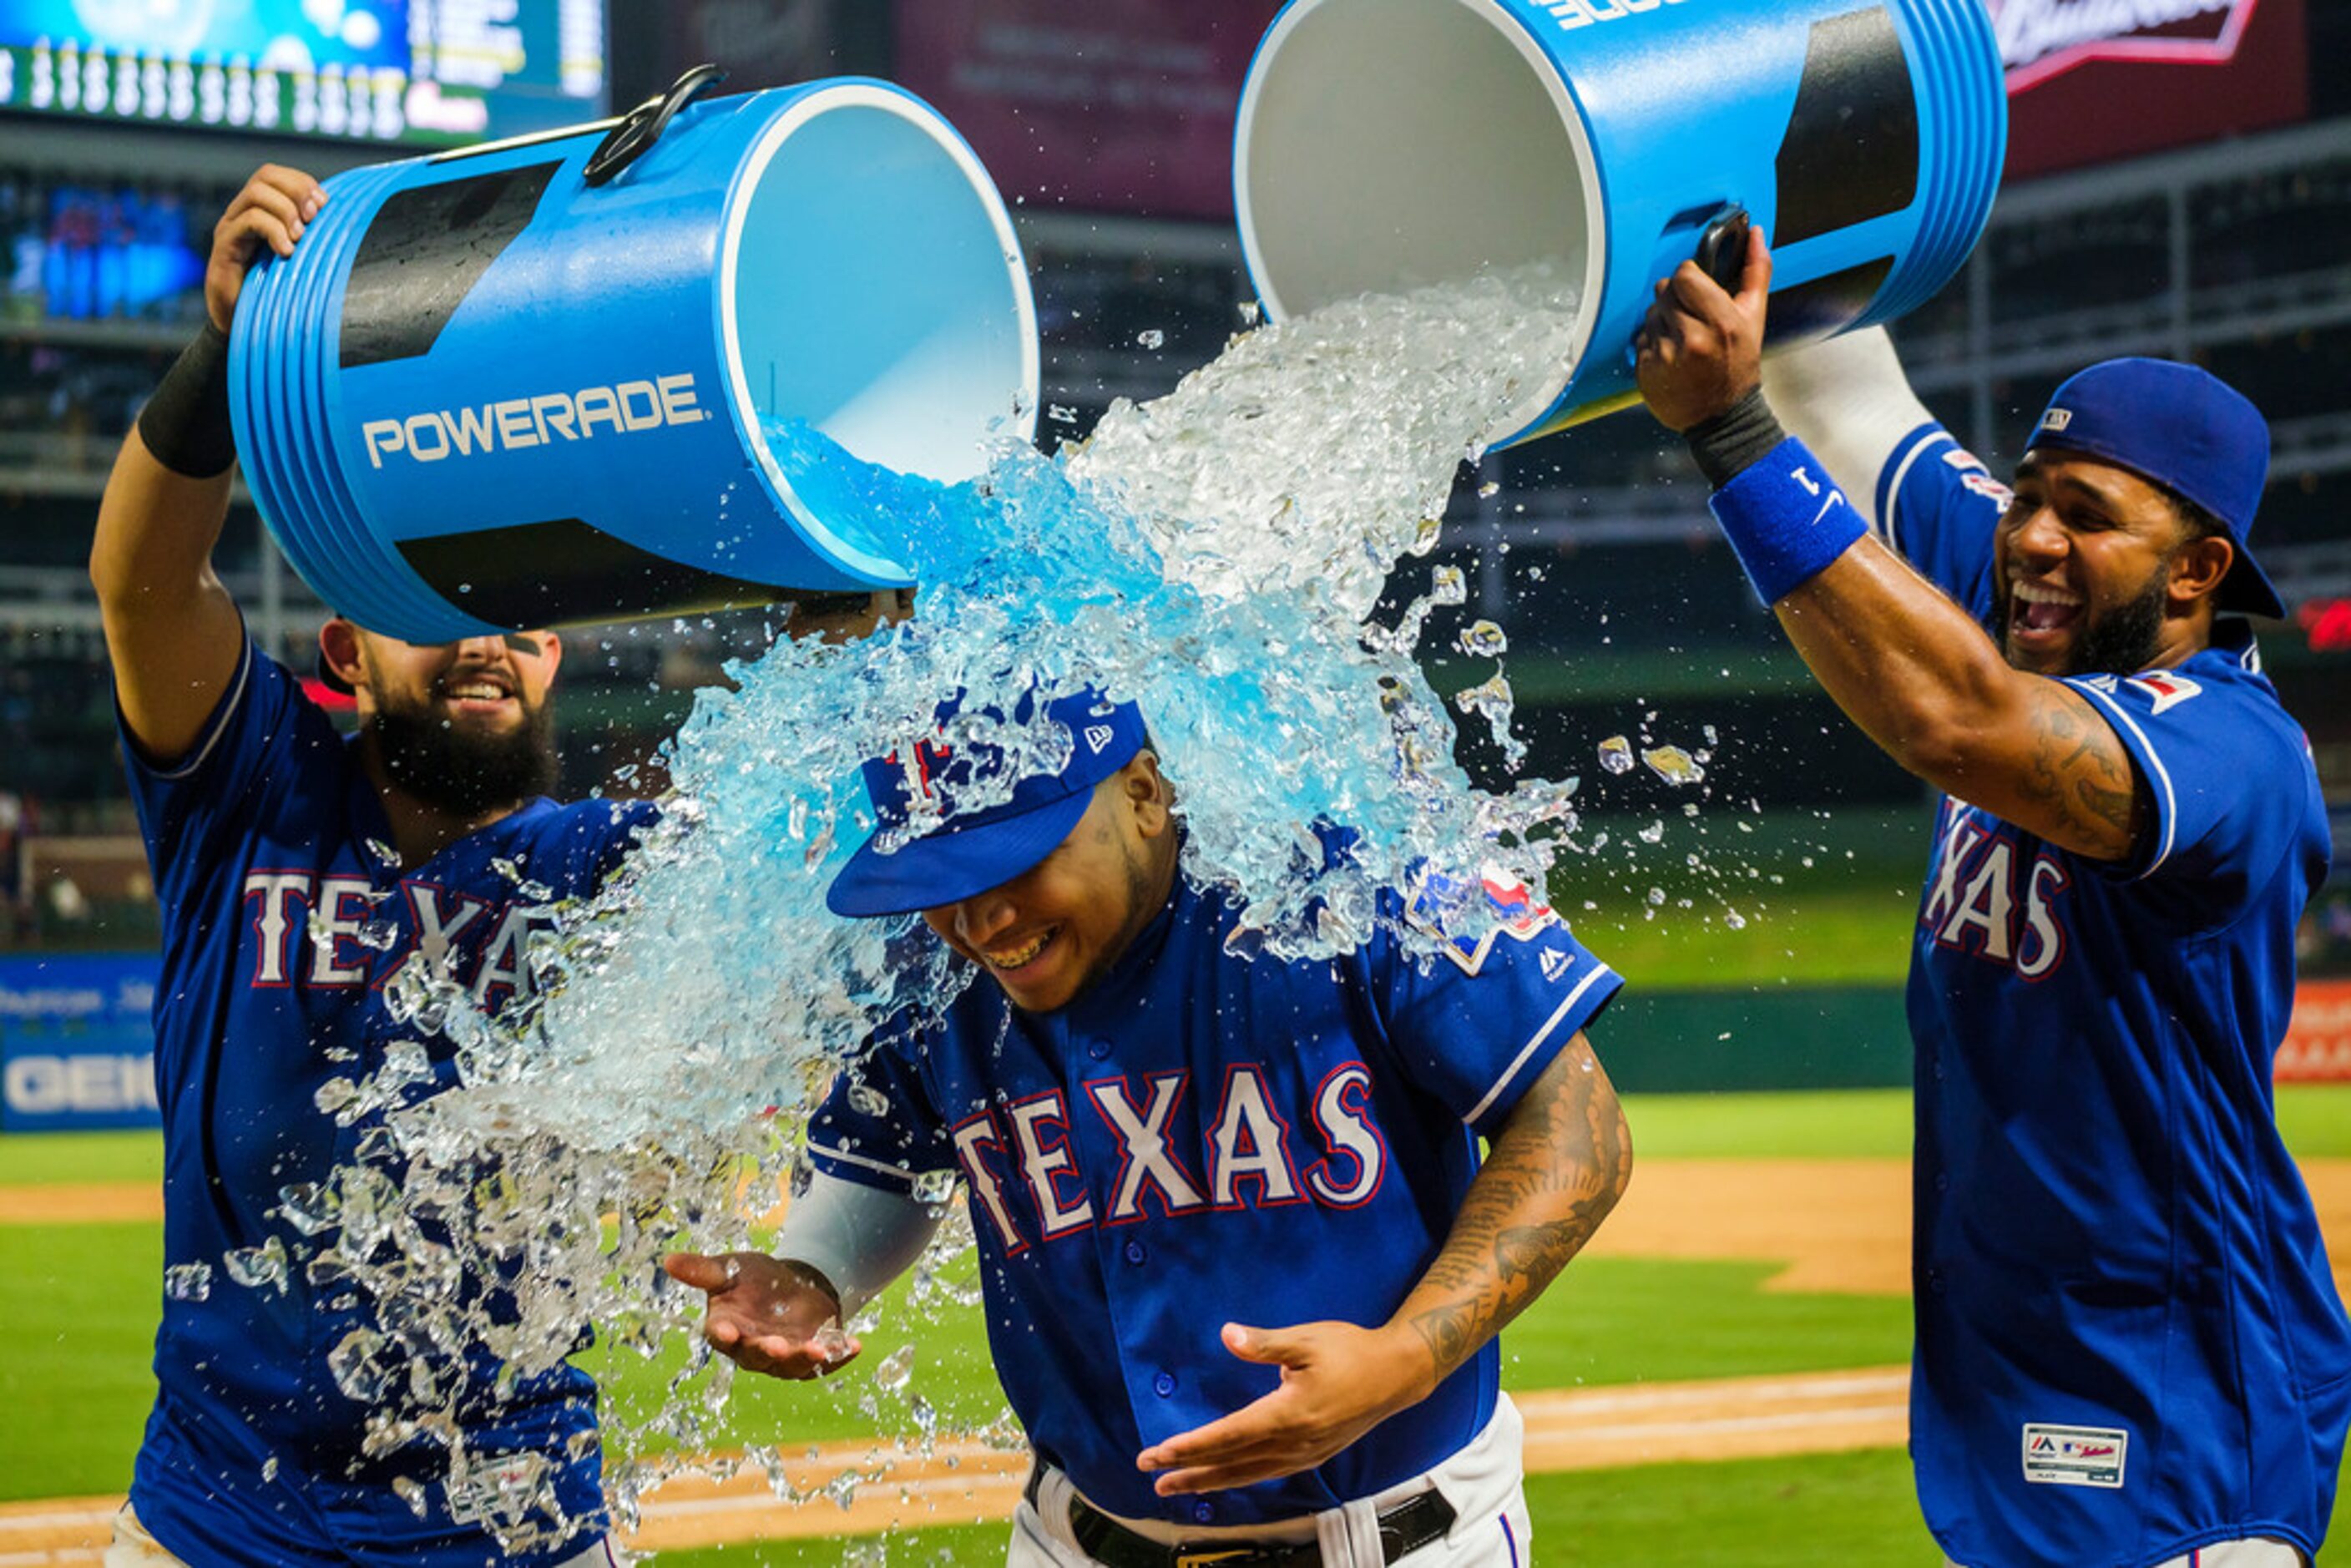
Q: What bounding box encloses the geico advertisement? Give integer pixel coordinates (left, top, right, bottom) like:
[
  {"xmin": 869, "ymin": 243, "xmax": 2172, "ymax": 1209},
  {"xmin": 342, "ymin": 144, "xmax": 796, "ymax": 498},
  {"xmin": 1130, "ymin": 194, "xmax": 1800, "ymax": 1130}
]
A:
[{"xmin": 0, "ymin": 953, "xmax": 159, "ymax": 1131}]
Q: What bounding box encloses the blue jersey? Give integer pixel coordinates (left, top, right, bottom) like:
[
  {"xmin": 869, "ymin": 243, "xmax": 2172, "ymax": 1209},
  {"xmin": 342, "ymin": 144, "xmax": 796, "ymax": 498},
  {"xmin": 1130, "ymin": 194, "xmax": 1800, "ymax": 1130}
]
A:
[
  {"xmin": 120, "ymin": 643, "xmax": 651, "ymax": 1568},
  {"xmin": 807, "ymin": 868, "xmax": 1620, "ymax": 1528},
  {"xmin": 1865, "ymin": 424, "xmax": 2351, "ymax": 1566}
]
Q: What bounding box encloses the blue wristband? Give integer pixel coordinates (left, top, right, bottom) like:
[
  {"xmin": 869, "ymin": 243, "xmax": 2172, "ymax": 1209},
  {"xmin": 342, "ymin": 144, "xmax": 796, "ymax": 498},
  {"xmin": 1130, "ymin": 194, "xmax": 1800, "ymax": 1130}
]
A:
[{"xmin": 1706, "ymin": 436, "xmax": 1868, "ymax": 605}]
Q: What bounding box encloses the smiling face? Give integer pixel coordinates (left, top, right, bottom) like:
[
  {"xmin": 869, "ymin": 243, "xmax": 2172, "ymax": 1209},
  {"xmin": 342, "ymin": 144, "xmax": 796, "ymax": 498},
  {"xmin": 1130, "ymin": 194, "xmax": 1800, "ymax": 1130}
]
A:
[
  {"xmin": 919, "ymin": 756, "xmax": 1178, "ymax": 1014},
  {"xmin": 321, "ymin": 623, "xmax": 564, "ymax": 817},
  {"xmin": 1992, "ymin": 451, "xmax": 2234, "ymax": 678}
]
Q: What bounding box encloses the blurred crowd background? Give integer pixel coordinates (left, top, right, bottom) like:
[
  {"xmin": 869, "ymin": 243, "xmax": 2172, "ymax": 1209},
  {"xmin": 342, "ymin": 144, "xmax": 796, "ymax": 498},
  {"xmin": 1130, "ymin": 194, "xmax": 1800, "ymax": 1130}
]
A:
[{"xmin": 1, "ymin": 0, "xmax": 2346, "ymax": 979}]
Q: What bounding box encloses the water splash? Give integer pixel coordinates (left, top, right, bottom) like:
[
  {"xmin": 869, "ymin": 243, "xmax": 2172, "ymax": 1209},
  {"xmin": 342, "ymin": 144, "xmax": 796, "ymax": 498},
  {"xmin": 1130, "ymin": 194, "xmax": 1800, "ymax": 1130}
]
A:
[
  {"xmin": 307, "ymin": 262, "xmax": 1595, "ymax": 1546},
  {"xmin": 1641, "ymin": 745, "xmax": 1705, "ymax": 786}
]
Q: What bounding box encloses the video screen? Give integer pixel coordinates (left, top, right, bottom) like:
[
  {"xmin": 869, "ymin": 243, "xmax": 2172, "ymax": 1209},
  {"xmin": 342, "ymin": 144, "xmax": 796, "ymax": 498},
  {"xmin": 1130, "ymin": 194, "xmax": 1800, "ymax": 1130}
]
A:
[{"xmin": 0, "ymin": 1, "xmax": 607, "ymax": 145}]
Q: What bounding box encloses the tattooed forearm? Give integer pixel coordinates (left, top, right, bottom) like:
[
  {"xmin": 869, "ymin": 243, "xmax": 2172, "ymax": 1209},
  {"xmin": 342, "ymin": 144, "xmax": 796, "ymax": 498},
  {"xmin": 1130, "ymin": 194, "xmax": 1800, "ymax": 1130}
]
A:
[
  {"xmin": 1401, "ymin": 1033, "xmax": 1631, "ymax": 1385},
  {"xmin": 2015, "ymin": 688, "xmax": 2143, "ymax": 858}
]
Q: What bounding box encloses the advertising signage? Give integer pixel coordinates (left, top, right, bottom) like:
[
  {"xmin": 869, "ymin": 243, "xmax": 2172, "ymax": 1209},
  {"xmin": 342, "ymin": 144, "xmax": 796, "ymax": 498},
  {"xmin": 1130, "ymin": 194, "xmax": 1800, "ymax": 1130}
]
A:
[
  {"xmin": 1993, "ymin": 0, "xmax": 2309, "ymax": 179},
  {"xmin": 892, "ymin": 0, "xmax": 1283, "ymax": 220},
  {"xmin": 899, "ymin": 0, "xmax": 2311, "ymax": 219},
  {"xmin": 0, "ymin": 0, "xmax": 609, "ymax": 148},
  {"xmin": 0, "ymin": 953, "xmax": 161, "ymax": 1134}
]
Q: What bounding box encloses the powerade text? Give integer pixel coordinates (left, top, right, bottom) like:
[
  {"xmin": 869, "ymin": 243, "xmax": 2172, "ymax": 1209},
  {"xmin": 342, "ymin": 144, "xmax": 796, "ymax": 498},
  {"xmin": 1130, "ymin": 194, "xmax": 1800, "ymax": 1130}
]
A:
[{"xmin": 360, "ymin": 373, "xmax": 710, "ymax": 468}]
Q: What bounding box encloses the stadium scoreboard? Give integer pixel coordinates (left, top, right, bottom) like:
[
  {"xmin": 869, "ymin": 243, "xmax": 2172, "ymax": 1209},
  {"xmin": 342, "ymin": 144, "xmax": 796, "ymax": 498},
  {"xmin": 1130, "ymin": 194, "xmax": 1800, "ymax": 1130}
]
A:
[{"xmin": 0, "ymin": 1, "xmax": 607, "ymax": 146}]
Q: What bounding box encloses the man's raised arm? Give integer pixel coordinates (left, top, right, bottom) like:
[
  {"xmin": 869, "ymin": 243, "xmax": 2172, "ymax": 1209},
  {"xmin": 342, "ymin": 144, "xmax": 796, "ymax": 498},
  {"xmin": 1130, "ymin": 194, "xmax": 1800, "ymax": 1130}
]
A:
[
  {"xmin": 1634, "ymin": 232, "xmax": 2151, "ymax": 863},
  {"xmin": 93, "ymin": 164, "xmax": 324, "ymax": 761}
]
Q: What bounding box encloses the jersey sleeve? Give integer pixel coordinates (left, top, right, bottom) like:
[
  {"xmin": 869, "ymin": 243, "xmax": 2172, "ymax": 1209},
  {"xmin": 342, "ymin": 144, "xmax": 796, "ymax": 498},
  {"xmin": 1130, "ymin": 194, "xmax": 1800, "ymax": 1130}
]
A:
[
  {"xmin": 2063, "ymin": 665, "xmax": 2306, "ymax": 916},
  {"xmin": 534, "ymin": 797, "xmax": 659, "ymax": 891},
  {"xmin": 803, "ymin": 1020, "xmax": 957, "ymax": 1192},
  {"xmin": 116, "ymin": 640, "xmax": 328, "ymax": 903},
  {"xmin": 1872, "ymin": 423, "xmax": 2006, "ymax": 623},
  {"xmin": 1377, "ymin": 876, "xmax": 1623, "ymax": 1140},
  {"xmin": 1757, "ymin": 327, "xmax": 2005, "ymax": 620}
]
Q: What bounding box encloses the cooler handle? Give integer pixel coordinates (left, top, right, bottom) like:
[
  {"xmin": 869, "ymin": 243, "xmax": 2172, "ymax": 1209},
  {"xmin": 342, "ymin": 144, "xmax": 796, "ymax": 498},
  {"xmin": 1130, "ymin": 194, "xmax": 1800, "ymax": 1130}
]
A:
[{"xmin": 584, "ymin": 63, "xmax": 730, "ymax": 188}]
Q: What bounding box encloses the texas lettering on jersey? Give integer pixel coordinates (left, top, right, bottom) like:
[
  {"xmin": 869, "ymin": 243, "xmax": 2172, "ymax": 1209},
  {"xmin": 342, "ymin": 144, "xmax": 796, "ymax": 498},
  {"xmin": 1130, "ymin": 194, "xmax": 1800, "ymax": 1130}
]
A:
[
  {"xmin": 945, "ymin": 1061, "xmax": 1388, "ymax": 1254},
  {"xmin": 240, "ymin": 870, "xmax": 551, "ymax": 1006},
  {"xmin": 1920, "ymin": 807, "xmax": 2074, "ymax": 981}
]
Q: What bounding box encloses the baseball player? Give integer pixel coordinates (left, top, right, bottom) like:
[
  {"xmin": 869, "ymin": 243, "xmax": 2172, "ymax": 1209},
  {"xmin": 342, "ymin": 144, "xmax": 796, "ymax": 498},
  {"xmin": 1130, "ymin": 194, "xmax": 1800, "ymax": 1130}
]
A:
[
  {"xmin": 92, "ymin": 164, "xmax": 650, "ymax": 1565},
  {"xmin": 1634, "ymin": 229, "xmax": 2350, "ymax": 1566},
  {"xmin": 666, "ymin": 688, "xmax": 1632, "ymax": 1565}
]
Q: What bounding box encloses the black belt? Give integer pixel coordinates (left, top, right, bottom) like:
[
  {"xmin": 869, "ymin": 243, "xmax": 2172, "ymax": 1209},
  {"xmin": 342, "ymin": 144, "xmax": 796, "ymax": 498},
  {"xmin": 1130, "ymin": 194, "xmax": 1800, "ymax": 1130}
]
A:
[{"xmin": 1022, "ymin": 1469, "xmax": 1457, "ymax": 1568}]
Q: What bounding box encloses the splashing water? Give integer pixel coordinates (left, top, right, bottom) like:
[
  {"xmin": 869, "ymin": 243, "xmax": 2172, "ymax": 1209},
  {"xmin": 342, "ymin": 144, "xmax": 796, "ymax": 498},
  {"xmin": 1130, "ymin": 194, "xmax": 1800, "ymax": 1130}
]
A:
[
  {"xmin": 1641, "ymin": 745, "xmax": 1706, "ymax": 786},
  {"xmin": 306, "ymin": 262, "xmax": 1593, "ymax": 1546}
]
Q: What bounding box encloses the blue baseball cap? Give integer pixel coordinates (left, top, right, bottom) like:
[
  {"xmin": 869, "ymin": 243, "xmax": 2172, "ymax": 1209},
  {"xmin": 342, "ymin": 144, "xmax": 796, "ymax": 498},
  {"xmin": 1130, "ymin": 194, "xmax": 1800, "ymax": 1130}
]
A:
[
  {"xmin": 826, "ymin": 689, "xmax": 1150, "ymax": 918},
  {"xmin": 2025, "ymin": 358, "xmax": 2283, "ymax": 620}
]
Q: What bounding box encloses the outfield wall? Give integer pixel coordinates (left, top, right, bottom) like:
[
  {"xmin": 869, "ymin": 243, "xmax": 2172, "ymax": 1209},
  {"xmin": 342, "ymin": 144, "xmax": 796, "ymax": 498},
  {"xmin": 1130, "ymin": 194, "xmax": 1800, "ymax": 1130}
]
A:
[
  {"xmin": 7, "ymin": 956, "xmax": 2348, "ymax": 1125},
  {"xmin": 1604, "ymin": 979, "xmax": 2351, "ymax": 1092},
  {"xmin": 0, "ymin": 953, "xmax": 161, "ymax": 1132},
  {"xmin": 1595, "ymin": 987, "xmax": 1914, "ymax": 1094}
]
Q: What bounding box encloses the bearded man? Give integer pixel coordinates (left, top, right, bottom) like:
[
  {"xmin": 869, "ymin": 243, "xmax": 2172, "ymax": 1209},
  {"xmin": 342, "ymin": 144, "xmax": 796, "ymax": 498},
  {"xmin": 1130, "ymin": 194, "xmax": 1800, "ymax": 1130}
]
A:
[
  {"xmin": 88, "ymin": 164, "xmax": 648, "ymax": 1568},
  {"xmin": 1635, "ymin": 228, "xmax": 2348, "ymax": 1568}
]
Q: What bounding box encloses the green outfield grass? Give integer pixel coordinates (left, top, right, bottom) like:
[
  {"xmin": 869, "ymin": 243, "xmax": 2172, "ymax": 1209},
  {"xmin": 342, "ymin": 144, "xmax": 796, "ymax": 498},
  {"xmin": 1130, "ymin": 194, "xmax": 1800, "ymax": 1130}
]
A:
[
  {"xmin": 1561, "ymin": 807, "xmax": 1928, "ymax": 989},
  {"xmin": 0, "ymin": 1220, "xmax": 162, "ymax": 1497},
  {"xmin": 0, "ymin": 1226, "xmax": 1910, "ymax": 1500},
  {"xmin": 0, "ymin": 1129, "xmax": 163, "ymax": 1186},
  {"xmin": 8, "ymin": 1076, "xmax": 2349, "ymax": 1560}
]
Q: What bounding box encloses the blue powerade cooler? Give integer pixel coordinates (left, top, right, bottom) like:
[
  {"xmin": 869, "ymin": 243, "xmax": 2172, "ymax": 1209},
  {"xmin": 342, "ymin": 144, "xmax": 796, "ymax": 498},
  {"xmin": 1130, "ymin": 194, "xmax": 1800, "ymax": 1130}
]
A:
[
  {"xmin": 230, "ymin": 72, "xmax": 1039, "ymax": 644},
  {"xmin": 1232, "ymin": 0, "xmax": 2006, "ymax": 443}
]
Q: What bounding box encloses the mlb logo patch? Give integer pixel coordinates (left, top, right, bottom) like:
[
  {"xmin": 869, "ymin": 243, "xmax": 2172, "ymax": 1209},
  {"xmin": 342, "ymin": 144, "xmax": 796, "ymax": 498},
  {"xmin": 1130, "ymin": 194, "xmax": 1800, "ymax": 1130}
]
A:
[
  {"xmin": 1959, "ymin": 471, "xmax": 2014, "ymax": 508},
  {"xmin": 2039, "ymin": 408, "xmax": 2074, "ymax": 432},
  {"xmin": 2021, "ymin": 1424, "xmax": 2126, "ymax": 1489}
]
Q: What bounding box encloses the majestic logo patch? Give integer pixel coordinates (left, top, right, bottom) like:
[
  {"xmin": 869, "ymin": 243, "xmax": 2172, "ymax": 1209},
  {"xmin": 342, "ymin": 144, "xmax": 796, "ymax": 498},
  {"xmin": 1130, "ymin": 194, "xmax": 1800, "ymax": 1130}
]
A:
[
  {"xmin": 2022, "ymin": 1424, "xmax": 2126, "ymax": 1489},
  {"xmin": 1540, "ymin": 948, "xmax": 1572, "ymax": 983},
  {"xmin": 2125, "ymin": 670, "xmax": 2202, "ymax": 715}
]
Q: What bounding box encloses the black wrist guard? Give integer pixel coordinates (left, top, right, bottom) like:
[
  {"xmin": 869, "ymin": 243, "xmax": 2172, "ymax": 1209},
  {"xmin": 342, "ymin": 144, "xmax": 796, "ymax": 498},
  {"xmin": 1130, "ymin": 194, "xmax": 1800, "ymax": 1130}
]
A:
[
  {"xmin": 1684, "ymin": 386, "xmax": 1787, "ymax": 490},
  {"xmin": 137, "ymin": 322, "xmax": 237, "ymax": 479}
]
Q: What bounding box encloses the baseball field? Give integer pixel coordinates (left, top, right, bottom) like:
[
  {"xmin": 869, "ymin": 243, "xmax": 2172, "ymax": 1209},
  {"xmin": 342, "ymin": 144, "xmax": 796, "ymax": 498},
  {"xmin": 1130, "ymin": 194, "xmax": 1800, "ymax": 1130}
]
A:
[
  {"xmin": 6, "ymin": 816, "xmax": 2346, "ymax": 1565},
  {"xmin": 4, "ymin": 1081, "xmax": 2348, "ymax": 1565}
]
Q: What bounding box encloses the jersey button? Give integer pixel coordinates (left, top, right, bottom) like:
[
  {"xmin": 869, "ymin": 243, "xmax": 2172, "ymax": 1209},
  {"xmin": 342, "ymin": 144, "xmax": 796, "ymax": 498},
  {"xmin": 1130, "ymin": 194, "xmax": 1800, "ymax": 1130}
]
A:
[
  {"xmin": 1926, "ymin": 1269, "xmax": 1947, "ymax": 1296},
  {"xmin": 1933, "ymin": 1173, "xmax": 1949, "ymax": 1194},
  {"xmin": 1125, "ymin": 1239, "xmax": 1147, "ymax": 1266},
  {"xmin": 1154, "ymin": 1370, "xmax": 1177, "ymax": 1398},
  {"xmin": 1087, "ymin": 1038, "xmax": 1113, "ymax": 1060},
  {"xmin": 1192, "ymin": 1501, "xmax": 1216, "ymax": 1525}
]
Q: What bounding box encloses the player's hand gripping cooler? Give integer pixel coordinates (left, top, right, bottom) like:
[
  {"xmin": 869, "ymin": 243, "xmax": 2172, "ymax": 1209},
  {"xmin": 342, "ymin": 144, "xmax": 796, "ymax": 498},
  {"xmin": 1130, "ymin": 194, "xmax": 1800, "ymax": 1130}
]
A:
[
  {"xmin": 226, "ymin": 68, "xmax": 1039, "ymax": 644},
  {"xmin": 1231, "ymin": 0, "xmax": 2006, "ymax": 440}
]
